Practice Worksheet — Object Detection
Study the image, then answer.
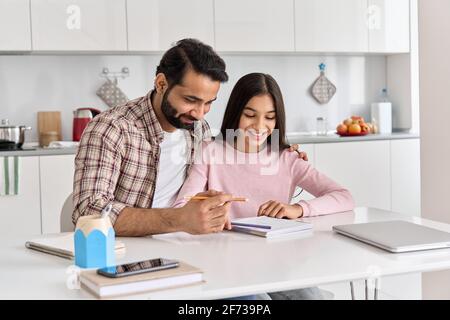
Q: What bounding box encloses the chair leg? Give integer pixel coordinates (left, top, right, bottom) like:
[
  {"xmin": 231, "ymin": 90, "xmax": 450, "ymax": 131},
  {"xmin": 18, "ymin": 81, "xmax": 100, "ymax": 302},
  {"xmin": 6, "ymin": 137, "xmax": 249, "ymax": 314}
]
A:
[
  {"xmin": 350, "ymin": 281, "xmax": 355, "ymax": 300},
  {"xmin": 374, "ymin": 278, "xmax": 379, "ymax": 300},
  {"xmin": 365, "ymin": 279, "xmax": 369, "ymax": 300}
]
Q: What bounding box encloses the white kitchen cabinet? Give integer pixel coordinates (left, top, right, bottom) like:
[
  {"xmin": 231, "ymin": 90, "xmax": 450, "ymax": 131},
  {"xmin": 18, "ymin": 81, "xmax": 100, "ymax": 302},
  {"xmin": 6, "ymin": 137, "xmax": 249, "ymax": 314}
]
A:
[
  {"xmin": 368, "ymin": 0, "xmax": 410, "ymax": 53},
  {"xmin": 0, "ymin": 0, "xmax": 31, "ymax": 51},
  {"xmin": 294, "ymin": 0, "xmax": 369, "ymax": 52},
  {"xmin": 314, "ymin": 141, "xmax": 391, "ymax": 211},
  {"xmin": 31, "ymin": 0, "xmax": 127, "ymax": 51},
  {"xmin": 391, "ymin": 139, "xmax": 420, "ymax": 216},
  {"xmin": 40, "ymin": 155, "xmax": 75, "ymax": 234},
  {"xmin": 0, "ymin": 157, "xmax": 41, "ymax": 236},
  {"xmin": 214, "ymin": 0, "xmax": 295, "ymax": 52},
  {"xmin": 127, "ymin": 0, "xmax": 214, "ymax": 51}
]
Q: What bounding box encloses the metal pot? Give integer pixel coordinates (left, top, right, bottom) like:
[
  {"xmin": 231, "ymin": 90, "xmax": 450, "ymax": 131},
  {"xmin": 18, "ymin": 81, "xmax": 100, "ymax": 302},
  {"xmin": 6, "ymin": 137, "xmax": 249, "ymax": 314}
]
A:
[{"xmin": 0, "ymin": 119, "xmax": 32, "ymax": 149}]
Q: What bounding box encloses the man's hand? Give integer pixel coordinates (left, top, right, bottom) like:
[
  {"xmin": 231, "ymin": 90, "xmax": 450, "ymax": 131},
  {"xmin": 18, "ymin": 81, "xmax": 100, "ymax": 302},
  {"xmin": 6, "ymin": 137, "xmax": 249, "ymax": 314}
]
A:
[
  {"xmin": 257, "ymin": 200, "xmax": 303, "ymax": 219},
  {"xmin": 178, "ymin": 190, "xmax": 232, "ymax": 234},
  {"xmin": 289, "ymin": 144, "xmax": 308, "ymax": 161}
]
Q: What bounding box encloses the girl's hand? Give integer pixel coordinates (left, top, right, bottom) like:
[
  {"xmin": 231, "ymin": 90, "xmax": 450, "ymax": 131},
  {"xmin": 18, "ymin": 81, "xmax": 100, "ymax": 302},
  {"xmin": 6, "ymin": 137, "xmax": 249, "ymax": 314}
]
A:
[
  {"xmin": 257, "ymin": 200, "xmax": 304, "ymax": 219},
  {"xmin": 289, "ymin": 144, "xmax": 308, "ymax": 161}
]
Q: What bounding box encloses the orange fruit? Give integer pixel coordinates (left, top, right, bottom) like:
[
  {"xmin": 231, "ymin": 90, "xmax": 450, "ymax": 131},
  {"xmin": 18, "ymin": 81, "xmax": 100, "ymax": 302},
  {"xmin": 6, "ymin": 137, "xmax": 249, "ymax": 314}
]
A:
[{"xmin": 348, "ymin": 124, "xmax": 361, "ymax": 134}]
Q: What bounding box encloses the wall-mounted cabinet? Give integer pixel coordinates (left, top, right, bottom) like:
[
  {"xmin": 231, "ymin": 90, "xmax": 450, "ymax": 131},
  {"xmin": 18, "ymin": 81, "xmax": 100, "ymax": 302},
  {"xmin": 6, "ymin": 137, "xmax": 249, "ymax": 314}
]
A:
[
  {"xmin": 214, "ymin": 0, "xmax": 295, "ymax": 52},
  {"xmin": 127, "ymin": 0, "xmax": 214, "ymax": 51},
  {"xmin": 0, "ymin": 0, "xmax": 31, "ymax": 51},
  {"xmin": 30, "ymin": 0, "xmax": 127, "ymax": 51},
  {"xmin": 295, "ymin": 0, "xmax": 410, "ymax": 53},
  {"xmin": 295, "ymin": 0, "xmax": 369, "ymax": 52},
  {"xmin": 368, "ymin": 0, "xmax": 410, "ymax": 53},
  {"xmin": 0, "ymin": 0, "xmax": 411, "ymax": 54}
]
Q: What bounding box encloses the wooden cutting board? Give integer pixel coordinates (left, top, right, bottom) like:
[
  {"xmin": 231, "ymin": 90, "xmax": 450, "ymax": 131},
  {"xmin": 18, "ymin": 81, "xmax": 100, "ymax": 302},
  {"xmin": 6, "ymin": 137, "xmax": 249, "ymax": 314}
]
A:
[{"xmin": 37, "ymin": 111, "xmax": 62, "ymax": 142}]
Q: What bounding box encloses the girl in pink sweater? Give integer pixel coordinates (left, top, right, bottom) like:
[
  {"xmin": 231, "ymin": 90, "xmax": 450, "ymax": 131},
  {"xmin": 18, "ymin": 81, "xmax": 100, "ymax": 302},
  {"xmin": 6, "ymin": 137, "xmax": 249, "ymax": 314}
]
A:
[{"xmin": 174, "ymin": 73, "xmax": 354, "ymax": 220}]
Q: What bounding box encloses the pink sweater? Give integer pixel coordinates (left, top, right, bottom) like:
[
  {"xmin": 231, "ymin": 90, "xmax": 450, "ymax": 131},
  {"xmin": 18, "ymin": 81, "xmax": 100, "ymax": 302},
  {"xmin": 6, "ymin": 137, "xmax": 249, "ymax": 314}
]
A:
[{"xmin": 173, "ymin": 141, "xmax": 354, "ymax": 219}]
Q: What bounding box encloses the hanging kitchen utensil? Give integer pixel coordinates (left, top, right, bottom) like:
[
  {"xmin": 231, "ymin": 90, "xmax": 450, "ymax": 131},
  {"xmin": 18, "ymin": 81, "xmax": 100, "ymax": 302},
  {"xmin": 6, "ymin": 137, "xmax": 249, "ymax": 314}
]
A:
[
  {"xmin": 311, "ymin": 63, "xmax": 336, "ymax": 104},
  {"xmin": 96, "ymin": 77, "xmax": 128, "ymax": 108}
]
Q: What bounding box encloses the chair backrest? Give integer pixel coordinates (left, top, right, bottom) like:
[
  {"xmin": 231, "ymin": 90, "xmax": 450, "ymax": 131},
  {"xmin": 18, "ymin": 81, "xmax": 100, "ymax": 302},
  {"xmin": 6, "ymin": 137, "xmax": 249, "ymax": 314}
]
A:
[{"xmin": 60, "ymin": 193, "xmax": 75, "ymax": 232}]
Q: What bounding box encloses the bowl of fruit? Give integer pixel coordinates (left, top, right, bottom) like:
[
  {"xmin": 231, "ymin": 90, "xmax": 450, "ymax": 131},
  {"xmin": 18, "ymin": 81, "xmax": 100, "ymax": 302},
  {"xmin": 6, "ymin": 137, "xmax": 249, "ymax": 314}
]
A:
[{"xmin": 336, "ymin": 116, "xmax": 378, "ymax": 137}]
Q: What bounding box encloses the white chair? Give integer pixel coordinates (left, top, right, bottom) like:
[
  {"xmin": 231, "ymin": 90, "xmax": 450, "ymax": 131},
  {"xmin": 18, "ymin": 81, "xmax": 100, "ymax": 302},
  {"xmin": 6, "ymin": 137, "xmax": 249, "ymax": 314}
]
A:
[{"xmin": 60, "ymin": 193, "xmax": 75, "ymax": 232}]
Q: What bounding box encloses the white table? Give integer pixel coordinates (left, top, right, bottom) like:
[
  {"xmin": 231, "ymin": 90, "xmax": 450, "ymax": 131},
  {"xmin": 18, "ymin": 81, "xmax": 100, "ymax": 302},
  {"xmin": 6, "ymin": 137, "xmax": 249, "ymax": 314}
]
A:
[{"xmin": 2, "ymin": 207, "xmax": 450, "ymax": 300}]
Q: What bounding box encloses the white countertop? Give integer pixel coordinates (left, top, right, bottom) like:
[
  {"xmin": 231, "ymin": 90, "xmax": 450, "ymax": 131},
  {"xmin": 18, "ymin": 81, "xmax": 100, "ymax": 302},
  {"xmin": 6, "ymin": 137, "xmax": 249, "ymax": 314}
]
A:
[
  {"xmin": 2, "ymin": 207, "xmax": 450, "ymax": 300},
  {"xmin": 0, "ymin": 133, "xmax": 419, "ymax": 157},
  {"xmin": 0, "ymin": 146, "xmax": 78, "ymax": 157},
  {"xmin": 286, "ymin": 132, "xmax": 420, "ymax": 144}
]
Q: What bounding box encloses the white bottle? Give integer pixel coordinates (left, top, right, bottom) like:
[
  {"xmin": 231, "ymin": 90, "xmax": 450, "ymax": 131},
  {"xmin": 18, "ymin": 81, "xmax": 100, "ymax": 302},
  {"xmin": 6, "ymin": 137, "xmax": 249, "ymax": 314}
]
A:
[{"xmin": 371, "ymin": 88, "xmax": 392, "ymax": 134}]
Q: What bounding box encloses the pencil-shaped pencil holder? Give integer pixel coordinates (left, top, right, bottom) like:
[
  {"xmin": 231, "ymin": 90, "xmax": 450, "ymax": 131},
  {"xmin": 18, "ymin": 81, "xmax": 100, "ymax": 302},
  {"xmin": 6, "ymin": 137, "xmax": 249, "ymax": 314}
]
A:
[{"xmin": 74, "ymin": 211, "xmax": 115, "ymax": 269}]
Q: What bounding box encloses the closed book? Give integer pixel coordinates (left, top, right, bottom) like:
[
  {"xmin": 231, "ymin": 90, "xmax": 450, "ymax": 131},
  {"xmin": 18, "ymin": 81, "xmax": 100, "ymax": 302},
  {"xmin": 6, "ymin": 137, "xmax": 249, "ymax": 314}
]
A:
[
  {"xmin": 231, "ymin": 216, "xmax": 313, "ymax": 238},
  {"xmin": 80, "ymin": 261, "xmax": 203, "ymax": 298},
  {"xmin": 25, "ymin": 232, "xmax": 125, "ymax": 259}
]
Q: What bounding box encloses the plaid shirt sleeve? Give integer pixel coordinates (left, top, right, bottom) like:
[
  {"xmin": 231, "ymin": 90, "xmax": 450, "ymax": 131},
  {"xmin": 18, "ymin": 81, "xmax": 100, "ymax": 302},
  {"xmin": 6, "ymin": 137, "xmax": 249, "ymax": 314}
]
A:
[{"xmin": 72, "ymin": 117, "xmax": 127, "ymax": 226}]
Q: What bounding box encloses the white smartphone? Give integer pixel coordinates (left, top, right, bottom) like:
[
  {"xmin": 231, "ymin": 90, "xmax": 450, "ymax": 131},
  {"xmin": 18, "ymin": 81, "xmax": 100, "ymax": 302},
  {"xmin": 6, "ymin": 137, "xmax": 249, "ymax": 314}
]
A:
[{"xmin": 97, "ymin": 258, "xmax": 179, "ymax": 278}]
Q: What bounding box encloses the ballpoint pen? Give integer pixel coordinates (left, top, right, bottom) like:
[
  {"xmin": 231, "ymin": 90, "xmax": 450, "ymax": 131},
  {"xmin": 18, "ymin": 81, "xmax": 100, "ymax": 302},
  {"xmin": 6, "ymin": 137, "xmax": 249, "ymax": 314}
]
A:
[{"xmin": 231, "ymin": 222, "xmax": 272, "ymax": 229}]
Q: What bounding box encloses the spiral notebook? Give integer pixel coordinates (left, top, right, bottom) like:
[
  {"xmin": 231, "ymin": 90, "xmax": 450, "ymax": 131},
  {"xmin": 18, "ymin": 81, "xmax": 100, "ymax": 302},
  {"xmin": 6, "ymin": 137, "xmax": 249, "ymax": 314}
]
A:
[{"xmin": 231, "ymin": 216, "xmax": 313, "ymax": 238}]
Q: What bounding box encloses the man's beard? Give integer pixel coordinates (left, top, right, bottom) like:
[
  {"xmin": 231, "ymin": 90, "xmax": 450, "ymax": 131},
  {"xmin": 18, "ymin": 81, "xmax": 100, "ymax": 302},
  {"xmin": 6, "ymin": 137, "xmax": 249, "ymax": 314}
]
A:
[{"xmin": 161, "ymin": 89, "xmax": 197, "ymax": 130}]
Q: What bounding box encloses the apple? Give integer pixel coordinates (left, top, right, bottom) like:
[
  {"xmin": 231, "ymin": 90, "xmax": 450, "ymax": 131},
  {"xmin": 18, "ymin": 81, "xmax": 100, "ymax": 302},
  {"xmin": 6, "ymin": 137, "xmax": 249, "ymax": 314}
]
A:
[
  {"xmin": 351, "ymin": 116, "xmax": 365, "ymax": 125},
  {"xmin": 336, "ymin": 124, "xmax": 348, "ymax": 135},
  {"xmin": 348, "ymin": 123, "xmax": 361, "ymax": 134},
  {"xmin": 351, "ymin": 115, "xmax": 364, "ymax": 122},
  {"xmin": 360, "ymin": 123, "xmax": 370, "ymax": 134},
  {"xmin": 343, "ymin": 118, "xmax": 353, "ymax": 126}
]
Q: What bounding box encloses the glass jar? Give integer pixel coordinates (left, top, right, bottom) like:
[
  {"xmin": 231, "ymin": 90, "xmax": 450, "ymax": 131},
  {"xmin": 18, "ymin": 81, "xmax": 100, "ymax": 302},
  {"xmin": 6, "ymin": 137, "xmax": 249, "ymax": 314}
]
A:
[{"xmin": 316, "ymin": 117, "xmax": 328, "ymax": 136}]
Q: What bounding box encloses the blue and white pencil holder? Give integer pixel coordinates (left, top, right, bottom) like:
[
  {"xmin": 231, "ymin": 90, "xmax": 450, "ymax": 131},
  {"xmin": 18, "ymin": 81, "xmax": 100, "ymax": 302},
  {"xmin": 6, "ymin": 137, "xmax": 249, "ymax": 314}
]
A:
[{"xmin": 74, "ymin": 214, "xmax": 115, "ymax": 268}]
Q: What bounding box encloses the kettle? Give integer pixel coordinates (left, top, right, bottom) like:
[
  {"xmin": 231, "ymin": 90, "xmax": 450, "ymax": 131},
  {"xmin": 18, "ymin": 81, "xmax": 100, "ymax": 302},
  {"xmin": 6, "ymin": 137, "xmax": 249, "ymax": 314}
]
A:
[{"xmin": 73, "ymin": 108, "xmax": 101, "ymax": 141}]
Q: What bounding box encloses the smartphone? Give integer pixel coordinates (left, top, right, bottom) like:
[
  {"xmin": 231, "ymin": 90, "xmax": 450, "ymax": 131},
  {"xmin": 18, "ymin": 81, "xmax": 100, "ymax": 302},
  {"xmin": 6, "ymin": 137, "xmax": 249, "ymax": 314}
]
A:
[{"xmin": 97, "ymin": 258, "xmax": 179, "ymax": 278}]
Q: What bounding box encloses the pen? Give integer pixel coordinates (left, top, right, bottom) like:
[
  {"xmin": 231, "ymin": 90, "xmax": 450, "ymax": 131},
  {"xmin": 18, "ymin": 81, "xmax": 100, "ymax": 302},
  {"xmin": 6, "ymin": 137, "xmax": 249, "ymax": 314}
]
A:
[
  {"xmin": 231, "ymin": 222, "xmax": 272, "ymax": 229},
  {"xmin": 184, "ymin": 196, "xmax": 248, "ymax": 202}
]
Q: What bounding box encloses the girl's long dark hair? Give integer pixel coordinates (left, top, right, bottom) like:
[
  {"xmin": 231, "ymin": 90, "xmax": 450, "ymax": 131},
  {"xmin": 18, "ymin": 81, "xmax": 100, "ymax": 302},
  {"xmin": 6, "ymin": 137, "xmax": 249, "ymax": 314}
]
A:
[{"xmin": 219, "ymin": 73, "xmax": 289, "ymax": 151}]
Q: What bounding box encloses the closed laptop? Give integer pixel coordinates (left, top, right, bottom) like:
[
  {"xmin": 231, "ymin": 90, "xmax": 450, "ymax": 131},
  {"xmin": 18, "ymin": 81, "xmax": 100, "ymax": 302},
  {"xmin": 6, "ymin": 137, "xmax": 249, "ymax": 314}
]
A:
[{"xmin": 332, "ymin": 220, "xmax": 450, "ymax": 253}]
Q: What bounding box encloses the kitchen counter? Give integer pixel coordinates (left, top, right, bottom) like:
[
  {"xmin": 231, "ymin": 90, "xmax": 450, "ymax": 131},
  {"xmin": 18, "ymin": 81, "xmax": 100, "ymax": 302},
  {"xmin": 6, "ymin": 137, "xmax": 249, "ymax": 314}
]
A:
[
  {"xmin": 0, "ymin": 133, "xmax": 419, "ymax": 157},
  {"xmin": 0, "ymin": 147, "xmax": 78, "ymax": 157},
  {"xmin": 286, "ymin": 132, "xmax": 420, "ymax": 144}
]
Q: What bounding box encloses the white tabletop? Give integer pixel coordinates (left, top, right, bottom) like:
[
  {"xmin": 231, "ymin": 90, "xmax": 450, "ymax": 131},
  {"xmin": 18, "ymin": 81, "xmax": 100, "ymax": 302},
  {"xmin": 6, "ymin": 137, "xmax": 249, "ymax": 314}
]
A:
[{"xmin": 2, "ymin": 207, "xmax": 450, "ymax": 300}]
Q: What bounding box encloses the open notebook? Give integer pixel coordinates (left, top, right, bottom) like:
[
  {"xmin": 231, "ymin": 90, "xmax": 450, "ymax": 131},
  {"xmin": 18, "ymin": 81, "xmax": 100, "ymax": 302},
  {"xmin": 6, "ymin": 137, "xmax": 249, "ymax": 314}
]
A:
[
  {"xmin": 231, "ymin": 216, "xmax": 313, "ymax": 238},
  {"xmin": 25, "ymin": 232, "xmax": 125, "ymax": 259}
]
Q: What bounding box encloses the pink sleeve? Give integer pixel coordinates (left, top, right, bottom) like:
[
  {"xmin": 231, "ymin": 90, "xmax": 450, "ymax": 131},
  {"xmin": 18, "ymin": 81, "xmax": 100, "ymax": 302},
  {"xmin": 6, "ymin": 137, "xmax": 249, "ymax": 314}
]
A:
[
  {"xmin": 172, "ymin": 162, "xmax": 208, "ymax": 208},
  {"xmin": 291, "ymin": 157, "xmax": 355, "ymax": 217}
]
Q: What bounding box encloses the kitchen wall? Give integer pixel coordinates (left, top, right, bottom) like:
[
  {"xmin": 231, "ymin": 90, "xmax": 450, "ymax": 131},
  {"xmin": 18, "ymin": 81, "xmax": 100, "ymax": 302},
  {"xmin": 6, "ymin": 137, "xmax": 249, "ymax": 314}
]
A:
[
  {"xmin": 419, "ymin": 0, "xmax": 450, "ymax": 299},
  {"xmin": 0, "ymin": 54, "xmax": 386, "ymax": 142}
]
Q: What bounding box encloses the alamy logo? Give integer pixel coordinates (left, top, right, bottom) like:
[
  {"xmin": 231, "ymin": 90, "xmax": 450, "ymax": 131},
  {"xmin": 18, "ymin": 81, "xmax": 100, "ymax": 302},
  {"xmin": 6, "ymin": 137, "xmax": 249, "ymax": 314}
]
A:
[
  {"xmin": 66, "ymin": 5, "xmax": 81, "ymax": 30},
  {"xmin": 366, "ymin": 5, "xmax": 381, "ymax": 30},
  {"xmin": 66, "ymin": 265, "xmax": 81, "ymax": 290}
]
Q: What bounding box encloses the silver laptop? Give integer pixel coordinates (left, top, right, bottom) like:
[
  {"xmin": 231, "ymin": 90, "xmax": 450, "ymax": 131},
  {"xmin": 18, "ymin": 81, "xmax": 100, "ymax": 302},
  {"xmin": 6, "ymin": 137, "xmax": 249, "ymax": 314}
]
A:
[{"xmin": 332, "ymin": 220, "xmax": 450, "ymax": 253}]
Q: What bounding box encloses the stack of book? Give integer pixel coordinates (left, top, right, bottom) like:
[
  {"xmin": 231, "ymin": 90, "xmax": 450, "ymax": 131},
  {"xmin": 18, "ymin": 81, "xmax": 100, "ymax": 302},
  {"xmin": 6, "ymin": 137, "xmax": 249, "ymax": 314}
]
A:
[{"xmin": 80, "ymin": 261, "xmax": 203, "ymax": 298}]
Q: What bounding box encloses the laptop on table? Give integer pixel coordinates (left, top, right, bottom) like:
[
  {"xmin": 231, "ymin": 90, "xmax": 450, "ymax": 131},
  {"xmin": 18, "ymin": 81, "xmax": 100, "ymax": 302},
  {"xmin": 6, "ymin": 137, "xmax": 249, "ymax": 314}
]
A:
[{"xmin": 332, "ymin": 220, "xmax": 450, "ymax": 253}]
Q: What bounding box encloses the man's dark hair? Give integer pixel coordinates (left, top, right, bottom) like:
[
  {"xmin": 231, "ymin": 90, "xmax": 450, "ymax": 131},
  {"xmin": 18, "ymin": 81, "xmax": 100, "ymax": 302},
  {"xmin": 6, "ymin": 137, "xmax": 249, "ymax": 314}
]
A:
[{"xmin": 156, "ymin": 38, "xmax": 228, "ymax": 88}]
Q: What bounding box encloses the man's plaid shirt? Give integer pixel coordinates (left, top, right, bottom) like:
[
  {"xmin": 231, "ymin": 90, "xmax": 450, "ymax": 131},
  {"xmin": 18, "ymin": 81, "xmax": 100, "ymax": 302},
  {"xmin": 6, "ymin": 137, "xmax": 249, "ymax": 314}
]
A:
[{"xmin": 72, "ymin": 90, "xmax": 211, "ymax": 225}]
